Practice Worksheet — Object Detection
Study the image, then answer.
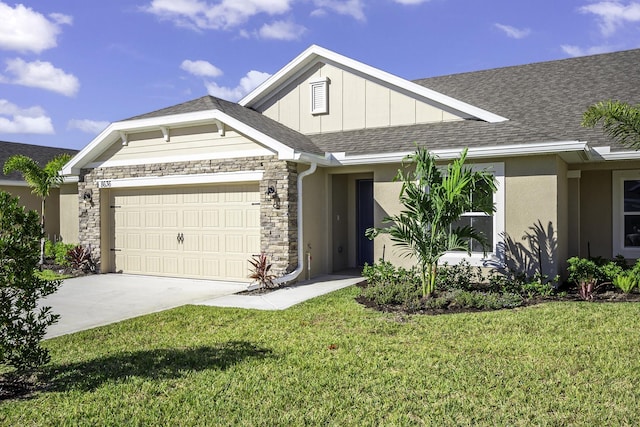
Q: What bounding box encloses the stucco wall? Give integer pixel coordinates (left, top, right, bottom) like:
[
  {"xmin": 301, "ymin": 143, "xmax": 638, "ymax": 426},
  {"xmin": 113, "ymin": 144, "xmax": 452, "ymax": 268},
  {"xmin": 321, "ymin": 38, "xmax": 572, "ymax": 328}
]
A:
[
  {"xmin": 300, "ymin": 165, "xmax": 329, "ymax": 278},
  {"xmin": 0, "ymin": 185, "xmax": 61, "ymax": 239},
  {"xmin": 261, "ymin": 63, "xmax": 463, "ymax": 135},
  {"xmin": 579, "ymin": 169, "xmax": 612, "ymax": 258},
  {"xmin": 59, "ymin": 182, "xmax": 79, "ymax": 243}
]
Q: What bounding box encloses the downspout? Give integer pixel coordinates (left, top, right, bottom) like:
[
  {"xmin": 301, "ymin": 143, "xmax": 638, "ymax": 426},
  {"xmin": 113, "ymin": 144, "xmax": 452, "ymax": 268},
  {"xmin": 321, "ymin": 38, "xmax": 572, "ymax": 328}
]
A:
[{"xmin": 274, "ymin": 162, "xmax": 318, "ymax": 285}]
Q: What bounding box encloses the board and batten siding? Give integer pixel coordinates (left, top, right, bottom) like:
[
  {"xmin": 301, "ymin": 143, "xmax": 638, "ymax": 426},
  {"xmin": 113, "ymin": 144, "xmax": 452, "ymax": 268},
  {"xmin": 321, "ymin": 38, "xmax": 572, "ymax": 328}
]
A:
[
  {"xmin": 94, "ymin": 124, "xmax": 271, "ymax": 164},
  {"xmin": 261, "ymin": 63, "xmax": 463, "ymax": 135}
]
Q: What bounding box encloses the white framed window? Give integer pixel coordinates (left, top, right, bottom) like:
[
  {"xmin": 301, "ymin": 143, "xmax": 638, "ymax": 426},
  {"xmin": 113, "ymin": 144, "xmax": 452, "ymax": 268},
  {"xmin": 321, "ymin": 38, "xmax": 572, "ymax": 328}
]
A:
[
  {"xmin": 439, "ymin": 162, "xmax": 505, "ymax": 266},
  {"xmin": 309, "ymin": 77, "xmax": 328, "ymax": 115},
  {"xmin": 612, "ymin": 170, "xmax": 640, "ymax": 259}
]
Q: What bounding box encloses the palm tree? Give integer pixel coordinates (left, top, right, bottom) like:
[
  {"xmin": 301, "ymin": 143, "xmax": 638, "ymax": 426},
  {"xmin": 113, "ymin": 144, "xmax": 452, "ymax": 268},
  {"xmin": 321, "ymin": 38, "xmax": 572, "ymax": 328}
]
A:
[
  {"xmin": 3, "ymin": 154, "xmax": 72, "ymax": 265},
  {"xmin": 582, "ymin": 100, "xmax": 640, "ymax": 149},
  {"xmin": 366, "ymin": 146, "xmax": 496, "ymax": 297}
]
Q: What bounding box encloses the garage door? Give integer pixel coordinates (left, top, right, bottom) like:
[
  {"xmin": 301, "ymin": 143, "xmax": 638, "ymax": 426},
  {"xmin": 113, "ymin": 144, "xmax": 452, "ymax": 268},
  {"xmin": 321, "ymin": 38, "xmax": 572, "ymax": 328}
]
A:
[{"xmin": 110, "ymin": 183, "xmax": 260, "ymax": 281}]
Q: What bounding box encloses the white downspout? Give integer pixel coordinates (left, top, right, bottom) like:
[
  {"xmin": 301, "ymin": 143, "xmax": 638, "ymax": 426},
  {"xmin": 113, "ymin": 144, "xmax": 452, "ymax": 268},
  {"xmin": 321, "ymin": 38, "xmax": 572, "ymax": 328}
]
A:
[{"xmin": 274, "ymin": 162, "xmax": 317, "ymax": 285}]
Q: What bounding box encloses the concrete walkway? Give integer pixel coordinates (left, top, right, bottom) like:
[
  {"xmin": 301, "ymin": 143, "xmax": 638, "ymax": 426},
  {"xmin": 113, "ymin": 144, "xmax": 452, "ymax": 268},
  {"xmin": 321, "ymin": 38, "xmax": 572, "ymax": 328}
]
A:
[
  {"xmin": 42, "ymin": 273, "xmax": 363, "ymax": 338},
  {"xmin": 198, "ymin": 274, "xmax": 364, "ymax": 310}
]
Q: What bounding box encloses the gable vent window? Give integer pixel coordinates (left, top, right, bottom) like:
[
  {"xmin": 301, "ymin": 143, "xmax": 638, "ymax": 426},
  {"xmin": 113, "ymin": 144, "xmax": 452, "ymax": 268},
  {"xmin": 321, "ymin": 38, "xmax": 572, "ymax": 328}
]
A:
[{"xmin": 310, "ymin": 77, "xmax": 329, "ymax": 115}]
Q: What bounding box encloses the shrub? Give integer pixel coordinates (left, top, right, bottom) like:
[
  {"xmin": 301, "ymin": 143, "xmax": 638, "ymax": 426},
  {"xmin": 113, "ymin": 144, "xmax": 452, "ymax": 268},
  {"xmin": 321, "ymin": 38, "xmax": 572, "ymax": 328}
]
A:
[
  {"xmin": 248, "ymin": 253, "xmax": 277, "ymax": 289},
  {"xmin": 66, "ymin": 245, "xmax": 97, "ymax": 273},
  {"xmin": 567, "ymin": 257, "xmax": 623, "ymax": 300},
  {"xmin": 613, "ymin": 273, "xmax": 638, "ymax": 294},
  {"xmin": 436, "ymin": 260, "xmax": 485, "ymax": 292},
  {"xmin": 361, "ymin": 261, "xmax": 421, "ymax": 306},
  {"xmin": 45, "ymin": 240, "xmax": 76, "ymax": 267},
  {"xmin": 0, "ymin": 192, "xmax": 60, "ymax": 375}
]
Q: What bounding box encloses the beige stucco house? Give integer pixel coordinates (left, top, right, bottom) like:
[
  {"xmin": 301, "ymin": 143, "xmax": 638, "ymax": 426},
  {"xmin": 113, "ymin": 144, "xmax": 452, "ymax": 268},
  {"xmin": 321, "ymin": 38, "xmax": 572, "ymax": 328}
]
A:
[
  {"xmin": 0, "ymin": 141, "xmax": 78, "ymax": 242},
  {"xmin": 59, "ymin": 45, "xmax": 640, "ymax": 283}
]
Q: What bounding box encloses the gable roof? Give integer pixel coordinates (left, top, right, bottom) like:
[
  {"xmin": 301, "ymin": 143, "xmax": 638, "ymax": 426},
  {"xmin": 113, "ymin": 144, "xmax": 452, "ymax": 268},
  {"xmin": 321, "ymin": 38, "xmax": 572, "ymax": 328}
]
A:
[
  {"xmin": 63, "ymin": 95, "xmax": 324, "ymax": 175},
  {"xmin": 239, "ymin": 44, "xmax": 508, "ymax": 124},
  {"xmin": 0, "ymin": 140, "xmax": 78, "ymax": 183},
  {"xmin": 311, "ymin": 48, "xmax": 640, "ymax": 161}
]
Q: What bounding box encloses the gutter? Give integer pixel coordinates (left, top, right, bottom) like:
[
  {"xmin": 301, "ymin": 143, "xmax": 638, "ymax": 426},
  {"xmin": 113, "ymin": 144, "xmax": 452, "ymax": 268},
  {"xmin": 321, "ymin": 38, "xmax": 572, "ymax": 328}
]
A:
[{"xmin": 274, "ymin": 162, "xmax": 318, "ymax": 285}]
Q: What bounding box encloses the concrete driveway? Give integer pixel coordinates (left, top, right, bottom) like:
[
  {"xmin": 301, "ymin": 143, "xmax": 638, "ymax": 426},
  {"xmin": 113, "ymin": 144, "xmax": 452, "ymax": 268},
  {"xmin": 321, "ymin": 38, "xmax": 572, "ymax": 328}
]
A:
[{"xmin": 41, "ymin": 274, "xmax": 248, "ymax": 339}]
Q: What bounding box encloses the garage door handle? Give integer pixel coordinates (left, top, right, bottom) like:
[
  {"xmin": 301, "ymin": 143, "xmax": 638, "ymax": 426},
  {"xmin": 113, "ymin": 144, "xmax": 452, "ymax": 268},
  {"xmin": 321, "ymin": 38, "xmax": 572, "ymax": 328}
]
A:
[{"xmin": 177, "ymin": 233, "xmax": 184, "ymax": 243}]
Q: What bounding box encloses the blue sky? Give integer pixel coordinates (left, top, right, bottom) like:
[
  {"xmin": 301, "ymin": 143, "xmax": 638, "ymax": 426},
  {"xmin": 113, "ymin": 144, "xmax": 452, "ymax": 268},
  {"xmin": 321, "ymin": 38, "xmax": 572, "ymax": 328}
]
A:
[{"xmin": 1, "ymin": 0, "xmax": 639, "ymax": 150}]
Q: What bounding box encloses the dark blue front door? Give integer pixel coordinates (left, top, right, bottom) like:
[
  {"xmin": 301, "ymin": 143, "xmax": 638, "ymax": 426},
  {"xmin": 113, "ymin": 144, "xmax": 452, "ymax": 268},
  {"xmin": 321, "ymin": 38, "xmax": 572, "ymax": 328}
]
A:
[{"xmin": 357, "ymin": 179, "xmax": 374, "ymax": 266}]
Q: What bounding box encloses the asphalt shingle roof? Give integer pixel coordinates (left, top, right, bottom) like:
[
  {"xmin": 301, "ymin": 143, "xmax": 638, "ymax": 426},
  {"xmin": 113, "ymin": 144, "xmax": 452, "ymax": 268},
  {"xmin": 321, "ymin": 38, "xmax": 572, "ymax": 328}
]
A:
[
  {"xmin": 313, "ymin": 48, "xmax": 640, "ymax": 156},
  {"xmin": 0, "ymin": 141, "xmax": 78, "ymax": 182},
  {"xmin": 124, "ymin": 49, "xmax": 640, "ymax": 158},
  {"xmin": 125, "ymin": 95, "xmax": 323, "ymax": 156}
]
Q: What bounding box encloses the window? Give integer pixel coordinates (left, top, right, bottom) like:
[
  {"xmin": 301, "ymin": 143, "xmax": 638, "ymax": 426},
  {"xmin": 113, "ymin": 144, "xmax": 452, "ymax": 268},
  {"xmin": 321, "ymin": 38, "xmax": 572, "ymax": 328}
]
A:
[
  {"xmin": 613, "ymin": 170, "xmax": 640, "ymax": 258},
  {"xmin": 309, "ymin": 77, "xmax": 328, "ymax": 115},
  {"xmin": 440, "ymin": 162, "xmax": 505, "ymax": 266}
]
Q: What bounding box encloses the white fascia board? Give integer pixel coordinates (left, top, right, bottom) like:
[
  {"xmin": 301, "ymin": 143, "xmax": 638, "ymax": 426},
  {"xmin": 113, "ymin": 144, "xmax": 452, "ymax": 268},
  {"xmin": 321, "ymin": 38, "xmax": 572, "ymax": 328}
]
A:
[
  {"xmin": 331, "ymin": 141, "xmax": 590, "ymax": 165},
  {"xmin": 591, "ymin": 146, "xmax": 640, "ymax": 161},
  {"xmin": 239, "ymin": 45, "xmax": 508, "ymax": 124},
  {"xmin": 96, "ymin": 171, "xmax": 264, "ymax": 189},
  {"xmin": 0, "ymin": 180, "xmax": 28, "ymax": 187},
  {"xmin": 62, "ymin": 109, "xmax": 299, "ymax": 174}
]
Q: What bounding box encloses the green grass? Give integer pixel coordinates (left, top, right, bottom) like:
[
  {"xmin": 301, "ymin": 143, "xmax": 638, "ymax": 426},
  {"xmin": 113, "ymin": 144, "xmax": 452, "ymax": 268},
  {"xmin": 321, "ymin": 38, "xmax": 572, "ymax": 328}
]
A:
[
  {"xmin": 2, "ymin": 287, "xmax": 640, "ymax": 425},
  {"xmin": 34, "ymin": 269, "xmax": 71, "ymax": 281}
]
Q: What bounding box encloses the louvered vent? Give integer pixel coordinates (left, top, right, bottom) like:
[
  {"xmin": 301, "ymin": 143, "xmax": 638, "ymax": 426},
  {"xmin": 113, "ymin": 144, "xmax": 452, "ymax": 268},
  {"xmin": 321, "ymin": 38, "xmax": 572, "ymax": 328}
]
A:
[{"xmin": 310, "ymin": 78, "xmax": 328, "ymax": 115}]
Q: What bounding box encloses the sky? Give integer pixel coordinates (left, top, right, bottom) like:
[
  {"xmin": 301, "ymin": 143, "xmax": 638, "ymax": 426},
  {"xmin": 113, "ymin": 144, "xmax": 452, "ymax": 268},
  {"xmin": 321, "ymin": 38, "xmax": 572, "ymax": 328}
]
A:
[{"xmin": 0, "ymin": 1, "xmax": 639, "ymax": 151}]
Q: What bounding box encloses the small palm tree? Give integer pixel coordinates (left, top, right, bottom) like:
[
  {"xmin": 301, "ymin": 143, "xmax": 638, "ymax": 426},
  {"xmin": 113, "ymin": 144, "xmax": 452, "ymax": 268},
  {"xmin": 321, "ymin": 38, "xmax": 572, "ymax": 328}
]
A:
[
  {"xmin": 3, "ymin": 153, "xmax": 72, "ymax": 265},
  {"xmin": 582, "ymin": 100, "xmax": 640, "ymax": 149},
  {"xmin": 366, "ymin": 146, "xmax": 496, "ymax": 297}
]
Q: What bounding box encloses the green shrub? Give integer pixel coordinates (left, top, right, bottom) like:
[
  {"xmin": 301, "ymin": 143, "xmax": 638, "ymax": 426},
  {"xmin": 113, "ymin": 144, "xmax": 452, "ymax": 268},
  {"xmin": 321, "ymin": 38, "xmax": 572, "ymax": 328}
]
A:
[
  {"xmin": 0, "ymin": 192, "xmax": 60, "ymax": 375},
  {"xmin": 436, "ymin": 260, "xmax": 485, "ymax": 292},
  {"xmin": 613, "ymin": 273, "xmax": 637, "ymax": 294},
  {"xmin": 567, "ymin": 257, "xmax": 623, "ymax": 300},
  {"xmin": 45, "ymin": 240, "xmax": 76, "ymax": 267},
  {"xmin": 361, "ymin": 261, "xmax": 421, "ymax": 306}
]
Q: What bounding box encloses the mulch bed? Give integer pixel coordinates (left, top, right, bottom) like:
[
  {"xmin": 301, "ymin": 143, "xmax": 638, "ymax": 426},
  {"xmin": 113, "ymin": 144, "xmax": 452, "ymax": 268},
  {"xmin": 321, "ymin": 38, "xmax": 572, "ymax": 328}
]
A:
[{"xmin": 355, "ymin": 281, "xmax": 640, "ymax": 316}]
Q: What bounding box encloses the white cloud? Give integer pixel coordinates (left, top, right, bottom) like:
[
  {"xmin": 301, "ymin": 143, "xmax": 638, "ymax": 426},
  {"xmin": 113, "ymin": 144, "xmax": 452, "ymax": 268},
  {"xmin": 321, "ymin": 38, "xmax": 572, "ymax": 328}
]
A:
[
  {"xmin": 258, "ymin": 20, "xmax": 306, "ymax": 40},
  {"xmin": 143, "ymin": 0, "xmax": 293, "ymax": 31},
  {"xmin": 2, "ymin": 58, "xmax": 79, "ymax": 96},
  {"xmin": 180, "ymin": 59, "xmax": 223, "ymax": 77},
  {"xmin": 579, "ymin": 1, "xmax": 640, "ymax": 36},
  {"xmin": 67, "ymin": 119, "xmax": 109, "ymax": 134},
  {"xmin": 313, "ymin": 0, "xmax": 365, "ymax": 21},
  {"xmin": 494, "ymin": 23, "xmax": 531, "ymax": 39},
  {"xmin": 0, "ymin": 99, "xmax": 54, "ymax": 134},
  {"xmin": 205, "ymin": 70, "xmax": 271, "ymax": 101},
  {"xmin": 560, "ymin": 44, "xmax": 614, "ymax": 57},
  {"xmin": 0, "ymin": 3, "xmax": 71, "ymax": 53}
]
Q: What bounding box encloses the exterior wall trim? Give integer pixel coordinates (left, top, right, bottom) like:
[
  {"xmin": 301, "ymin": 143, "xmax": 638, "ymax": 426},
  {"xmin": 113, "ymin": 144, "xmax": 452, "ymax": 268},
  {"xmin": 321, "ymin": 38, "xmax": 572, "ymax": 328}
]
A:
[{"xmin": 96, "ymin": 171, "xmax": 264, "ymax": 189}]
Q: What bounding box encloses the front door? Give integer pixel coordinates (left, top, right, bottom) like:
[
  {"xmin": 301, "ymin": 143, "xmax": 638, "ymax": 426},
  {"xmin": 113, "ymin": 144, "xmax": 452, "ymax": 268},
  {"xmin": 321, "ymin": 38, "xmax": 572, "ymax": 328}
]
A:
[{"xmin": 356, "ymin": 179, "xmax": 374, "ymax": 266}]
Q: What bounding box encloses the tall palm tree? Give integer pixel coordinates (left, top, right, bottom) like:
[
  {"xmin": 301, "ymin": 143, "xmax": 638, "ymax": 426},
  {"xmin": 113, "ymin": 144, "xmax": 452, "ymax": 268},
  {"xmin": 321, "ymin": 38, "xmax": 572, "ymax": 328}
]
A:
[
  {"xmin": 366, "ymin": 146, "xmax": 496, "ymax": 297},
  {"xmin": 3, "ymin": 154, "xmax": 72, "ymax": 265},
  {"xmin": 582, "ymin": 100, "xmax": 640, "ymax": 149}
]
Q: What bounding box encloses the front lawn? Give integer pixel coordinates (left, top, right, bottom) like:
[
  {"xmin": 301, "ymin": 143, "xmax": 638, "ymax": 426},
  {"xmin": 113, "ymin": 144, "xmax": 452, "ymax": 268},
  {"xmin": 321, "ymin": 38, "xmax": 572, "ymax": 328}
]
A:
[{"xmin": 2, "ymin": 286, "xmax": 640, "ymax": 425}]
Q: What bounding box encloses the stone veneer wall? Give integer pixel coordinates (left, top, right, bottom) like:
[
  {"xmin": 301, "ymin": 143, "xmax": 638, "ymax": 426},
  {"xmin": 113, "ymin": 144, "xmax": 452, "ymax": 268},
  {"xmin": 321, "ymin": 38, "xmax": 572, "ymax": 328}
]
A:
[{"xmin": 78, "ymin": 155, "xmax": 298, "ymax": 277}]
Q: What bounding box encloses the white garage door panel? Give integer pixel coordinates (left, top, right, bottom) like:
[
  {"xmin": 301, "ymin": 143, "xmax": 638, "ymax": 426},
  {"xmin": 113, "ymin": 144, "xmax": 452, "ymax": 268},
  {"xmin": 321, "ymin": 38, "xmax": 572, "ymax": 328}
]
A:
[{"xmin": 112, "ymin": 183, "xmax": 260, "ymax": 281}]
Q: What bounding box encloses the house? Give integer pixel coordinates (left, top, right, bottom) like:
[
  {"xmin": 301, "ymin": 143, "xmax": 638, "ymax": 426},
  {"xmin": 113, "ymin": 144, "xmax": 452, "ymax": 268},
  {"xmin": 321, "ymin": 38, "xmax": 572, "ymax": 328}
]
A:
[
  {"xmin": 0, "ymin": 140, "xmax": 78, "ymax": 242},
  {"xmin": 61, "ymin": 45, "xmax": 640, "ymax": 282}
]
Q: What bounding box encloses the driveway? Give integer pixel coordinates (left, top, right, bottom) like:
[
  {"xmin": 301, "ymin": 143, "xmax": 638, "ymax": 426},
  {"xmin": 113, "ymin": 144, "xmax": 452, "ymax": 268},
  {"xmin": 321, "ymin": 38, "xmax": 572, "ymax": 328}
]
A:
[{"xmin": 41, "ymin": 274, "xmax": 248, "ymax": 339}]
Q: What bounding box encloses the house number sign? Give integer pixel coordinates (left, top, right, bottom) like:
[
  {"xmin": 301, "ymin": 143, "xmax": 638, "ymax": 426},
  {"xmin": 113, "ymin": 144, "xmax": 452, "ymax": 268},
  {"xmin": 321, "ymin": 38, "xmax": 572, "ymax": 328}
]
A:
[{"xmin": 97, "ymin": 180, "xmax": 112, "ymax": 188}]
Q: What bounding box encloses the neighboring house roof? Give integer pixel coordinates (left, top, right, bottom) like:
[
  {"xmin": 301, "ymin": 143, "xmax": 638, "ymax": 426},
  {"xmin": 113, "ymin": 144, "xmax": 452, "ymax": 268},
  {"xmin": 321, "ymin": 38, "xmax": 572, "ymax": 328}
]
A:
[
  {"xmin": 0, "ymin": 140, "xmax": 78, "ymax": 183},
  {"xmin": 313, "ymin": 48, "xmax": 640, "ymax": 158}
]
